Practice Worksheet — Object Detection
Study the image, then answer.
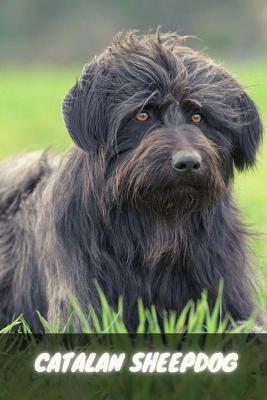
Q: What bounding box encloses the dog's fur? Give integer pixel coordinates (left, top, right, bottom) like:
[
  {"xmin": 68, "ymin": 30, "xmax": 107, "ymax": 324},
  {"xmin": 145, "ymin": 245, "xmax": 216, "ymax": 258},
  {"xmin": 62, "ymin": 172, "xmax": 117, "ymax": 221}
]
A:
[{"xmin": 0, "ymin": 32, "xmax": 264, "ymax": 331}]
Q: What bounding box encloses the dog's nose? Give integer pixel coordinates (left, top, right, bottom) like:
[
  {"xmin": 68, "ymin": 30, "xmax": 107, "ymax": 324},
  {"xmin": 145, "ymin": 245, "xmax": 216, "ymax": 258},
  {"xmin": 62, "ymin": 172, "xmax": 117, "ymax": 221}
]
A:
[{"xmin": 172, "ymin": 150, "xmax": 202, "ymax": 174}]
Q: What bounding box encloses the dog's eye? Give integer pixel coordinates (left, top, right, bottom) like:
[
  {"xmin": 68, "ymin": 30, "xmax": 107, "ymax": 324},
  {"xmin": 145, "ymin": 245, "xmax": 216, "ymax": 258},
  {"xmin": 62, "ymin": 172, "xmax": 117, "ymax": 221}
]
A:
[
  {"xmin": 134, "ymin": 111, "xmax": 150, "ymax": 122},
  {"xmin": 191, "ymin": 113, "xmax": 202, "ymax": 124}
]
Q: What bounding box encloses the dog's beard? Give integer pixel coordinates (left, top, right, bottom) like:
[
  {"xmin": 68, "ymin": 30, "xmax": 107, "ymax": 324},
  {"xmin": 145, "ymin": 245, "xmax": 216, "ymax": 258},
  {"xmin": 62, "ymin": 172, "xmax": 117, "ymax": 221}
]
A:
[{"xmin": 110, "ymin": 166, "xmax": 225, "ymax": 219}]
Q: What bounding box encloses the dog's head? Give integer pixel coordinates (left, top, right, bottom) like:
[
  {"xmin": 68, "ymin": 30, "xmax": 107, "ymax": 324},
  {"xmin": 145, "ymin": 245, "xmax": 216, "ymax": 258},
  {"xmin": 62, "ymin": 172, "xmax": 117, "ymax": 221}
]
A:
[{"xmin": 63, "ymin": 32, "xmax": 262, "ymax": 217}]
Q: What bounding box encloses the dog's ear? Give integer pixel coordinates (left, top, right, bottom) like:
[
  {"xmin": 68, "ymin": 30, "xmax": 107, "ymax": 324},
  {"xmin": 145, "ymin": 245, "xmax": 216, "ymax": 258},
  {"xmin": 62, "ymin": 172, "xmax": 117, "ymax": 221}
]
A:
[
  {"xmin": 232, "ymin": 91, "xmax": 263, "ymax": 170},
  {"xmin": 62, "ymin": 62, "xmax": 107, "ymax": 151}
]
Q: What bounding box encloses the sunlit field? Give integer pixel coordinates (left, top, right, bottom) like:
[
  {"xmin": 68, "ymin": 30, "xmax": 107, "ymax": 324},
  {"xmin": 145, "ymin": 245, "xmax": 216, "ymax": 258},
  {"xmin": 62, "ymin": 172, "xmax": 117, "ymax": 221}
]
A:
[{"xmin": 0, "ymin": 62, "xmax": 266, "ymax": 315}]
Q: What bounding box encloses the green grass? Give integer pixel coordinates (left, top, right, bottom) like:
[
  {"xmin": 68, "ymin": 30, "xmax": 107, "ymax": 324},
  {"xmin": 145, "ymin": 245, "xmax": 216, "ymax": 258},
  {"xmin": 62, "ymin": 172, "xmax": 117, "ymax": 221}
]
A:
[
  {"xmin": 1, "ymin": 281, "xmax": 259, "ymax": 334},
  {"xmin": 0, "ymin": 287, "xmax": 266, "ymax": 400},
  {"xmin": 0, "ymin": 63, "xmax": 267, "ymax": 330}
]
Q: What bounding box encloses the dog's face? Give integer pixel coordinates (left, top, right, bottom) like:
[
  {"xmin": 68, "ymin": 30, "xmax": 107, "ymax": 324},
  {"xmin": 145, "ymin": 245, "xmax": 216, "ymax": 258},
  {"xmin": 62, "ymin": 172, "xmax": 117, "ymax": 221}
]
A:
[{"xmin": 63, "ymin": 33, "xmax": 262, "ymax": 217}]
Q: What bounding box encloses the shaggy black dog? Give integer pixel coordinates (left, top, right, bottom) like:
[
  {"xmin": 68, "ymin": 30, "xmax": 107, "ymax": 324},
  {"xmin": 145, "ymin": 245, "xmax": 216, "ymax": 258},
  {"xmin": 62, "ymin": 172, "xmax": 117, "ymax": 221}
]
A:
[{"xmin": 0, "ymin": 32, "xmax": 264, "ymax": 331}]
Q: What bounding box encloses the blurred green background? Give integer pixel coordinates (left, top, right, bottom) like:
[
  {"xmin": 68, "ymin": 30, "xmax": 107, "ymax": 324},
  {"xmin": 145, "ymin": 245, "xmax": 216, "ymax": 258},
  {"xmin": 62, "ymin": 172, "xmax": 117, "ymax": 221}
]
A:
[{"xmin": 0, "ymin": 0, "xmax": 266, "ymax": 306}]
